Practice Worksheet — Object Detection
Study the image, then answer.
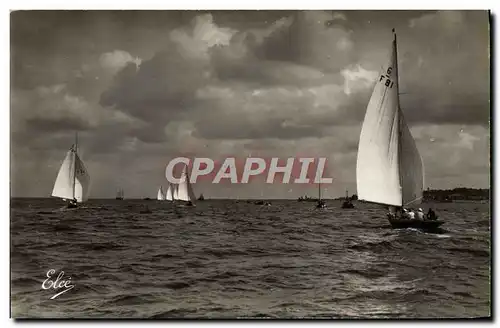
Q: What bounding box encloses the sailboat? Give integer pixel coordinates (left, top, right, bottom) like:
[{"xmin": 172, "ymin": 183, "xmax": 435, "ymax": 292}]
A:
[
  {"xmin": 51, "ymin": 133, "xmax": 90, "ymax": 208},
  {"xmin": 165, "ymin": 183, "xmax": 175, "ymax": 201},
  {"xmin": 157, "ymin": 186, "xmax": 166, "ymax": 201},
  {"xmin": 316, "ymin": 183, "xmax": 326, "ymax": 208},
  {"xmin": 356, "ymin": 29, "xmax": 443, "ymax": 230},
  {"xmin": 176, "ymin": 164, "xmax": 196, "ymax": 206},
  {"xmin": 116, "ymin": 188, "xmax": 124, "ymax": 200},
  {"xmin": 341, "ymin": 189, "xmax": 355, "ymax": 209}
]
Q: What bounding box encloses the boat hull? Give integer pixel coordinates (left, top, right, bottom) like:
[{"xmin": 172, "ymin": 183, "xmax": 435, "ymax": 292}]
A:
[
  {"xmin": 388, "ymin": 218, "xmax": 444, "ymax": 231},
  {"xmin": 341, "ymin": 202, "xmax": 355, "ymax": 209},
  {"xmin": 67, "ymin": 202, "xmax": 77, "ymax": 209}
]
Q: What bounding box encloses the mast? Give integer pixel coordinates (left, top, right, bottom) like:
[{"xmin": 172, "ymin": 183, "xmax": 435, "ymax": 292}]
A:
[
  {"xmin": 318, "ymin": 183, "xmax": 321, "ymax": 201},
  {"xmin": 73, "ymin": 132, "xmax": 78, "ymax": 200},
  {"xmin": 393, "ymin": 28, "xmax": 403, "ymax": 209},
  {"xmin": 186, "ymin": 165, "xmax": 194, "ymax": 202}
]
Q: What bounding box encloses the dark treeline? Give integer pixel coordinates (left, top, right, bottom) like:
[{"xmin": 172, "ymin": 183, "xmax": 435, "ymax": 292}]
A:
[
  {"xmin": 423, "ymin": 188, "xmax": 490, "ymax": 202},
  {"xmin": 331, "ymin": 188, "xmax": 489, "ymax": 202}
]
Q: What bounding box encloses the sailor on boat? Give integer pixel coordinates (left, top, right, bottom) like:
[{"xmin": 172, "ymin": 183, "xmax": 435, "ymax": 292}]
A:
[
  {"xmin": 316, "ymin": 199, "xmax": 326, "ymax": 208},
  {"xmin": 391, "ymin": 207, "xmax": 434, "ymax": 221},
  {"xmin": 68, "ymin": 198, "xmax": 78, "ymax": 208},
  {"xmin": 426, "ymin": 208, "xmax": 437, "ymax": 221}
]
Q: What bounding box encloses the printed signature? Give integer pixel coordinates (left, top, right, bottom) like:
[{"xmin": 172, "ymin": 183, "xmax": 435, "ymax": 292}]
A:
[{"xmin": 42, "ymin": 269, "xmax": 75, "ymax": 299}]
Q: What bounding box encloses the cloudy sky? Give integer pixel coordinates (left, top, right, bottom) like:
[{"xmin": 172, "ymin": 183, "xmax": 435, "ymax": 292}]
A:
[{"xmin": 10, "ymin": 10, "xmax": 490, "ymax": 199}]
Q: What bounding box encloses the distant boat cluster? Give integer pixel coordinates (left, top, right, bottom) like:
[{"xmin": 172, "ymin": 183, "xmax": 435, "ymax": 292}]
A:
[
  {"xmin": 157, "ymin": 164, "xmax": 198, "ymax": 205},
  {"xmin": 297, "ymin": 195, "xmax": 319, "ymax": 202},
  {"xmin": 116, "ymin": 189, "xmax": 124, "ymax": 200}
]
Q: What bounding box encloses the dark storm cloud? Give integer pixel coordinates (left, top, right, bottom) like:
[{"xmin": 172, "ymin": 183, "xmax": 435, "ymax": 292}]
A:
[
  {"xmin": 401, "ymin": 91, "xmax": 490, "ymax": 125},
  {"xmin": 397, "ymin": 10, "xmax": 490, "ymax": 126},
  {"xmin": 100, "ymin": 50, "xmax": 208, "ymax": 121},
  {"xmin": 97, "ymin": 12, "xmax": 357, "ymax": 127},
  {"xmin": 25, "ymin": 117, "xmax": 91, "ymax": 133},
  {"xmin": 192, "ymin": 114, "xmax": 324, "ymax": 140},
  {"xmin": 97, "ymin": 10, "xmax": 489, "ymax": 143}
]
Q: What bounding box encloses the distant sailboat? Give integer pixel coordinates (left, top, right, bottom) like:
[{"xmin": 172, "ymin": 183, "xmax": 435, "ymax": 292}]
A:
[
  {"xmin": 116, "ymin": 188, "xmax": 124, "ymax": 200},
  {"xmin": 176, "ymin": 164, "xmax": 196, "ymax": 206},
  {"xmin": 51, "ymin": 133, "xmax": 90, "ymax": 208},
  {"xmin": 341, "ymin": 189, "xmax": 355, "ymax": 209},
  {"xmin": 356, "ymin": 29, "xmax": 443, "ymax": 230},
  {"xmin": 165, "ymin": 183, "xmax": 175, "ymax": 201},
  {"xmin": 157, "ymin": 186, "xmax": 166, "ymax": 201},
  {"xmin": 316, "ymin": 182, "xmax": 326, "ymax": 208}
]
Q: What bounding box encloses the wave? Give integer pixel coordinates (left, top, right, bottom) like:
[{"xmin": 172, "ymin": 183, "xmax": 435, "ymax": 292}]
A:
[
  {"xmin": 10, "ymin": 199, "xmax": 491, "ymax": 319},
  {"xmin": 446, "ymin": 247, "xmax": 490, "ymax": 258},
  {"xmin": 106, "ymin": 294, "xmax": 154, "ymax": 306},
  {"xmin": 162, "ymin": 281, "xmax": 191, "ymax": 290},
  {"xmin": 149, "ymin": 308, "xmax": 199, "ymax": 318},
  {"xmin": 349, "ymin": 240, "xmax": 396, "ymax": 252}
]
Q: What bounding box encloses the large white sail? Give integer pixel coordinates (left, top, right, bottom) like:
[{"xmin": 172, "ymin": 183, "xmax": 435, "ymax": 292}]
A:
[
  {"xmin": 176, "ymin": 165, "xmax": 196, "ymax": 202},
  {"xmin": 52, "ymin": 147, "xmax": 90, "ymax": 203},
  {"xmin": 74, "ymin": 153, "xmax": 90, "ymax": 202},
  {"xmin": 400, "ymin": 112, "xmax": 424, "ymax": 206},
  {"xmin": 356, "ymin": 31, "xmax": 423, "ymax": 208},
  {"xmin": 157, "ymin": 186, "xmax": 166, "ymax": 200}
]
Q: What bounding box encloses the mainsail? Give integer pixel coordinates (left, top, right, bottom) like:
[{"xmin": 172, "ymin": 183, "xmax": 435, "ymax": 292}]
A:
[
  {"xmin": 157, "ymin": 186, "xmax": 166, "ymax": 201},
  {"xmin": 52, "ymin": 144, "xmax": 90, "ymax": 203},
  {"xmin": 356, "ymin": 30, "xmax": 423, "ymax": 208},
  {"xmin": 176, "ymin": 164, "xmax": 196, "ymax": 202}
]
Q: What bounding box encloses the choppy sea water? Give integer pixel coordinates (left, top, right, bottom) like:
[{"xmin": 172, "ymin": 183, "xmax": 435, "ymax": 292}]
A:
[{"xmin": 10, "ymin": 198, "xmax": 490, "ymax": 318}]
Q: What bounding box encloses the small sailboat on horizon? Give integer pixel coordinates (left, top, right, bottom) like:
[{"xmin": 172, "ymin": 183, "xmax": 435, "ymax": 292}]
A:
[
  {"xmin": 341, "ymin": 189, "xmax": 355, "ymax": 209},
  {"xmin": 356, "ymin": 29, "xmax": 443, "ymax": 231},
  {"xmin": 51, "ymin": 133, "xmax": 90, "ymax": 208},
  {"xmin": 176, "ymin": 164, "xmax": 197, "ymax": 206},
  {"xmin": 316, "ymin": 183, "xmax": 326, "ymax": 208},
  {"xmin": 116, "ymin": 188, "xmax": 124, "ymax": 200},
  {"xmin": 157, "ymin": 185, "xmax": 166, "ymax": 201}
]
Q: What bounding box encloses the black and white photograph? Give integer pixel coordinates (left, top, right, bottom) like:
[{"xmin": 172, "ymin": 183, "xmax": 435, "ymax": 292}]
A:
[{"xmin": 9, "ymin": 9, "xmax": 491, "ymax": 319}]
